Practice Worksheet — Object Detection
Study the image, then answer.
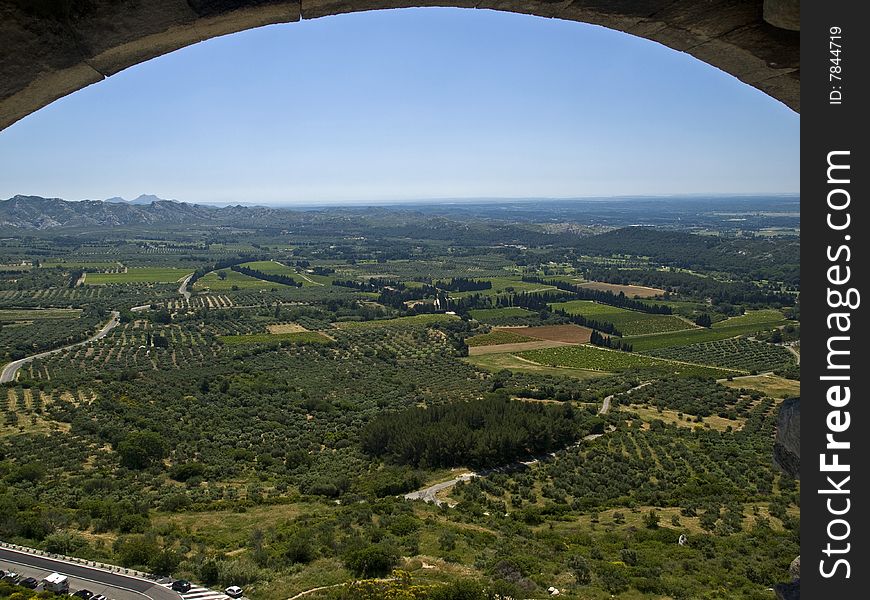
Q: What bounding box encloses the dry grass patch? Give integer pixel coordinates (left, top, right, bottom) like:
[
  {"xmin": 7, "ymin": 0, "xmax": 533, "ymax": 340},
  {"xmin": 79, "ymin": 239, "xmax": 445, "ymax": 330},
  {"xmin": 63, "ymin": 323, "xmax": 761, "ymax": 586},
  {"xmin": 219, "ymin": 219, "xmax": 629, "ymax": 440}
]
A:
[
  {"xmin": 465, "ymin": 353, "xmax": 606, "ymax": 379},
  {"xmin": 625, "ymin": 404, "xmax": 745, "ymax": 432},
  {"xmin": 578, "ymin": 281, "xmax": 665, "ymax": 298},
  {"xmin": 722, "ymin": 374, "xmax": 800, "ymax": 399},
  {"xmin": 267, "ymin": 322, "xmax": 308, "ymax": 334}
]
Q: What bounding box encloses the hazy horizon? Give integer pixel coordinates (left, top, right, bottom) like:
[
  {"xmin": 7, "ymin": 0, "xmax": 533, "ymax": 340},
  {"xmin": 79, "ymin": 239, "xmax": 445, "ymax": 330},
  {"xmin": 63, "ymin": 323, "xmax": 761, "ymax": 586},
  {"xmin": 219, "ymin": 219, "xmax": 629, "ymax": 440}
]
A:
[
  {"xmin": 5, "ymin": 192, "xmax": 800, "ymax": 209},
  {"xmin": 0, "ymin": 8, "xmax": 799, "ymax": 203}
]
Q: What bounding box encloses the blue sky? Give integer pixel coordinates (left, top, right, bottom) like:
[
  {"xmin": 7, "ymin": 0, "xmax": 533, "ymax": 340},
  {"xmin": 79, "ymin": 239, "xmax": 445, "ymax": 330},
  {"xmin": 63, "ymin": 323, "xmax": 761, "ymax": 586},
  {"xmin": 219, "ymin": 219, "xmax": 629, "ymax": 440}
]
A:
[{"xmin": 0, "ymin": 8, "xmax": 799, "ymax": 205}]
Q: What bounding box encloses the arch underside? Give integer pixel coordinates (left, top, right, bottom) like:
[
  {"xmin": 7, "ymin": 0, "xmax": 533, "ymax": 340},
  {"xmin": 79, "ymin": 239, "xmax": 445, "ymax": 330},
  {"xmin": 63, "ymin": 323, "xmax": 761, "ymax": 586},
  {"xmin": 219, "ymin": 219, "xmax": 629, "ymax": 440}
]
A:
[{"xmin": 0, "ymin": 0, "xmax": 799, "ymax": 131}]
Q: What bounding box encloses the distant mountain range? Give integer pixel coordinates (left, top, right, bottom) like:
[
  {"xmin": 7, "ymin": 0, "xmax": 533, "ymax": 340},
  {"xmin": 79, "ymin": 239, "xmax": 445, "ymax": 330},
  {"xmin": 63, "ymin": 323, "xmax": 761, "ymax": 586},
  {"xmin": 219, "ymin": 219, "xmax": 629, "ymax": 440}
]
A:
[
  {"xmin": 104, "ymin": 194, "xmax": 178, "ymax": 205},
  {"xmin": 0, "ymin": 195, "xmax": 289, "ymax": 229}
]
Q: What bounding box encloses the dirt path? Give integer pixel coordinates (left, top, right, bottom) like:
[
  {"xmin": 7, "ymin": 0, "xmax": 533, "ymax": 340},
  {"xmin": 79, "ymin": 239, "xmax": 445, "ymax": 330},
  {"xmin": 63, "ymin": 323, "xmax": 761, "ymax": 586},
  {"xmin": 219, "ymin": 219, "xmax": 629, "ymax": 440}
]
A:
[
  {"xmin": 287, "ymin": 584, "xmax": 344, "ymax": 600},
  {"xmin": 287, "ymin": 578, "xmax": 396, "ymax": 600},
  {"xmin": 785, "ymin": 344, "xmax": 800, "ymax": 365},
  {"xmin": 295, "ymin": 271, "xmax": 324, "ymax": 286},
  {"xmin": 178, "ymin": 273, "xmax": 193, "ymax": 302},
  {"xmin": 600, "ymin": 380, "xmax": 652, "ymax": 415},
  {"xmin": 0, "ymin": 311, "xmax": 120, "ymax": 383}
]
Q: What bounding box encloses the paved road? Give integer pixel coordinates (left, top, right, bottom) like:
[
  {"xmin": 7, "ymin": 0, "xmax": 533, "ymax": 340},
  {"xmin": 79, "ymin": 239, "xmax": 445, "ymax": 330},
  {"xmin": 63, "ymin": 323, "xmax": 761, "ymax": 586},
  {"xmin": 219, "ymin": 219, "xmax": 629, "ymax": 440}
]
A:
[
  {"xmin": 404, "ymin": 472, "xmax": 476, "ymax": 506},
  {"xmin": 0, "ymin": 310, "xmax": 120, "ymax": 383},
  {"xmin": 0, "ymin": 547, "xmax": 178, "ymax": 600}
]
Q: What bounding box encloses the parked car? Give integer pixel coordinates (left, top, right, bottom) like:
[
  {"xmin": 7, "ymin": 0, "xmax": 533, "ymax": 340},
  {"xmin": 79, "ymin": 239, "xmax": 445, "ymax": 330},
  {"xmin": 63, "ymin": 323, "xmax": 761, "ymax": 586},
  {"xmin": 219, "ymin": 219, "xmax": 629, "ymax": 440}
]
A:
[
  {"xmin": 171, "ymin": 580, "xmax": 191, "ymax": 594},
  {"xmin": 73, "ymin": 589, "xmax": 94, "ymax": 600},
  {"xmin": 92, "ymin": 594, "xmax": 109, "ymax": 600},
  {"xmin": 19, "ymin": 577, "xmax": 39, "ymax": 589},
  {"xmin": 224, "ymin": 586, "xmax": 243, "ymax": 598},
  {"xmin": 1, "ymin": 572, "xmax": 20, "ymax": 584}
]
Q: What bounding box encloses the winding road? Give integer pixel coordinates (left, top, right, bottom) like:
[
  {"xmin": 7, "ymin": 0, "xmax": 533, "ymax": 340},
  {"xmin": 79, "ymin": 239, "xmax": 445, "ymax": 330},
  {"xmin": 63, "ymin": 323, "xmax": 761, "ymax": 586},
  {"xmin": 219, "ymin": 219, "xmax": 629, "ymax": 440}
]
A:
[
  {"xmin": 0, "ymin": 310, "xmax": 120, "ymax": 383},
  {"xmin": 1, "ymin": 272, "xmax": 198, "ymax": 384}
]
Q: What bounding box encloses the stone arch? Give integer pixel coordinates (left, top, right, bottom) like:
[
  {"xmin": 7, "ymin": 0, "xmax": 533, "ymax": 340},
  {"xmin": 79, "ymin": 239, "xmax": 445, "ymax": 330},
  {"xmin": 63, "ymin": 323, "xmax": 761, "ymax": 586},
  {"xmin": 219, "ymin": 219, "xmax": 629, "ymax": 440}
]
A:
[{"xmin": 0, "ymin": 1, "xmax": 799, "ymax": 131}]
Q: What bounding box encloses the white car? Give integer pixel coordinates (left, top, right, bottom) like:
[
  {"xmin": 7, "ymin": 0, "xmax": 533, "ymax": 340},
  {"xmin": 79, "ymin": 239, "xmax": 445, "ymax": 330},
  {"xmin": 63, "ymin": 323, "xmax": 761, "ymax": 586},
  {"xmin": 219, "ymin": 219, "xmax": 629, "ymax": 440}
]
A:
[{"xmin": 224, "ymin": 586, "xmax": 243, "ymax": 599}]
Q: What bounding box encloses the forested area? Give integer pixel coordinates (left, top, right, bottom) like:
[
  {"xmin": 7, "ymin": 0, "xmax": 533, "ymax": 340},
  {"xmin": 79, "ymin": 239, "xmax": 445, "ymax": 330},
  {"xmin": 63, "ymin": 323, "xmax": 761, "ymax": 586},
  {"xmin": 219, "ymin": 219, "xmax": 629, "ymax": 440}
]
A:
[{"xmin": 361, "ymin": 392, "xmax": 586, "ymax": 468}]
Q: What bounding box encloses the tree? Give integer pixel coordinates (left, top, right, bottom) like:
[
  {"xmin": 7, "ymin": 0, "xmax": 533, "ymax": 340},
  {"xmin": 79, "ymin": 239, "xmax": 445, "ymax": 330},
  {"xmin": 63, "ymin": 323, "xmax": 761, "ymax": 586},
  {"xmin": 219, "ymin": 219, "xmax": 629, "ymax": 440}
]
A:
[
  {"xmin": 151, "ymin": 548, "xmax": 182, "ymax": 575},
  {"xmin": 695, "ymin": 313, "xmax": 713, "ymax": 328},
  {"xmin": 118, "ymin": 431, "xmax": 167, "ymax": 469},
  {"xmin": 115, "ymin": 535, "xmax": 159, "ymax": 568},
  {"xmin": 643, "ymin": 510, "xmax": 661, "ymax": 529},
  {"xmin": 343, "ymin": 545, "xmax": 399, "ymax": 578}
]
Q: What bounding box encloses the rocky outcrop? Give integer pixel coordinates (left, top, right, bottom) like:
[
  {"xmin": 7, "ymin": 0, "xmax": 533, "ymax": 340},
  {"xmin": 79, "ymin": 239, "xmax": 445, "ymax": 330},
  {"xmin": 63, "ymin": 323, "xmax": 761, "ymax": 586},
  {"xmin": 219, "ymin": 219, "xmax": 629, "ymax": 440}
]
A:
[
  {"xmin": 1, "ymin": 0, "xmax": 799, "ymax": 131},
  {"xmin": 773, "ymin": 397, "xmax": 800, "ymax": 479}
]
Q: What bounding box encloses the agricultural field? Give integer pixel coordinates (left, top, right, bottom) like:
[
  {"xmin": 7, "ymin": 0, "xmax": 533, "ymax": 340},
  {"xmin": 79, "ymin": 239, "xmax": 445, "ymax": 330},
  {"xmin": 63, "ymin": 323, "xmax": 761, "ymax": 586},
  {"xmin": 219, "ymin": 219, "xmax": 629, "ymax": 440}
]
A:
[
  {"xmin": 0, "ymin": 207, "xmax": 800, "ymax": 600},
  {"xmin": 0, "ymin": 314, "xmax": 103, "ymax": 360},
  {"xmin": 576, "ymin": 280, "xmax": 665, "ymax": 298},
  {"xmin": 518, "ymin": 345, "xmax": 740, "ymax": 378},
  {"xmin": 465, "ymin": 352, "xmax": 606, "ymax": 379},
  {"xmin": 625, "ymin": 318, "xmax": 792, "ymax": 351},
  {"xmin": 266, "ymin": 323, "xmax": 309, "ymax": 334},
  {"xmin": 550, "ymin": 300, "xmax": 695, "ymax": 335},
  {"xmin": 500, "ymin": 324, "xmax": 593, "ymax": 344},
  {"xmin": 333, "ymin": 313, "xmax": 458, "ymax": 329},
  {"xmin": 236, "ymin": 260, "xmax": 327, "ymax": 286},
  {"xmin": 643, "ymin": 338, "xmax": 796, "ymax": 373},
  {"xmin": 241, "ymin": 260, "xmax": 299, "ymax": 275},
  {"xmin": 193, "ymin": 268, "xmax": 279, "ymax": 291},
  {"xmin": 713, "ymin": 309, "xmax": 788, "ymax": 328},
  {"xmin": 40, "ymin": 260, "xmax": 122, "ymax": 270},
  {"xmin": 468, "ymin": 307, "xmax": 535, "ymax": 322},
  {"xmin": 84, "ymin": 267, "xmax": 193, "ymax": 284},
  {"xmin": 448, "ymin": 277, "xmax": 555, "ymax": 298},
  {"xmin": 723, "ymin": 374, "xmax": 801, "ymax": 399},
  {"xmin": 466, "ymin": 330, "xmax": 535, "ymax": 347},
  {"xmin": 0, "ymin": 308, "xmax": 82, "ymax": 321},
  {"xmin": 218, "ymin": 331, "xmax": 332, "ymax": 345}
]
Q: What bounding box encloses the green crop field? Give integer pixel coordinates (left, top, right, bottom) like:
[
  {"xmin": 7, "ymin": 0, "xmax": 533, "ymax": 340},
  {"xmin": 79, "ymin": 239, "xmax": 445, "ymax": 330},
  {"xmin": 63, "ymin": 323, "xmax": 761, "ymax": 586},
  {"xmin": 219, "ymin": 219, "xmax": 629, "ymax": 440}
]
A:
[
  {"xmin": 550, "ymin": 300, "xmax": 695, "ymax": 335},
  {"xmin": 468, "ymin": 307, "xmax": 535, "ymax": 321},
  {"xmin": 643, "ymin": 338, "xmax": 796, "ymax": 373},
  {"xmin": 218, "ymin": 331, "xmax": 332, "ymax": 345},
  {"xmin": 626, "ymin": 319, "xmax": 791, "ymax": 351},
  {"xmin": 84, "ymin": 267, "xmax": 193, "ymax": 284},
  {"xmin": 334, "ymin": 313, "xmax": 459, "ymax": 329},
  {"xmin": 0, "ymin": 308, "xmax": 82, "ymax": 321},
  {"xmin": 713, "ymin": 309, "xmax": 787, "ymax": 328},
  {"xmin": 241, "ymin": 260, "xmax": 298, "ymax": 274},
  {"xmin": 449, "ymin": 277, "xmax": 555, "ymax": 298},
  {"xmin": 517, "ymin": 345, "xmax": 739, "ymax": 378},
  {"xmin": 240, "ymin": 260, "xmax": 323, "ymax": 286},
  {"xmin": 466, "ymin": 330, "xmax": 536, "ymax": 347},
  {"xmin": 194, "ymin": 269, "xmax": 281, "ymax": 291}
]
